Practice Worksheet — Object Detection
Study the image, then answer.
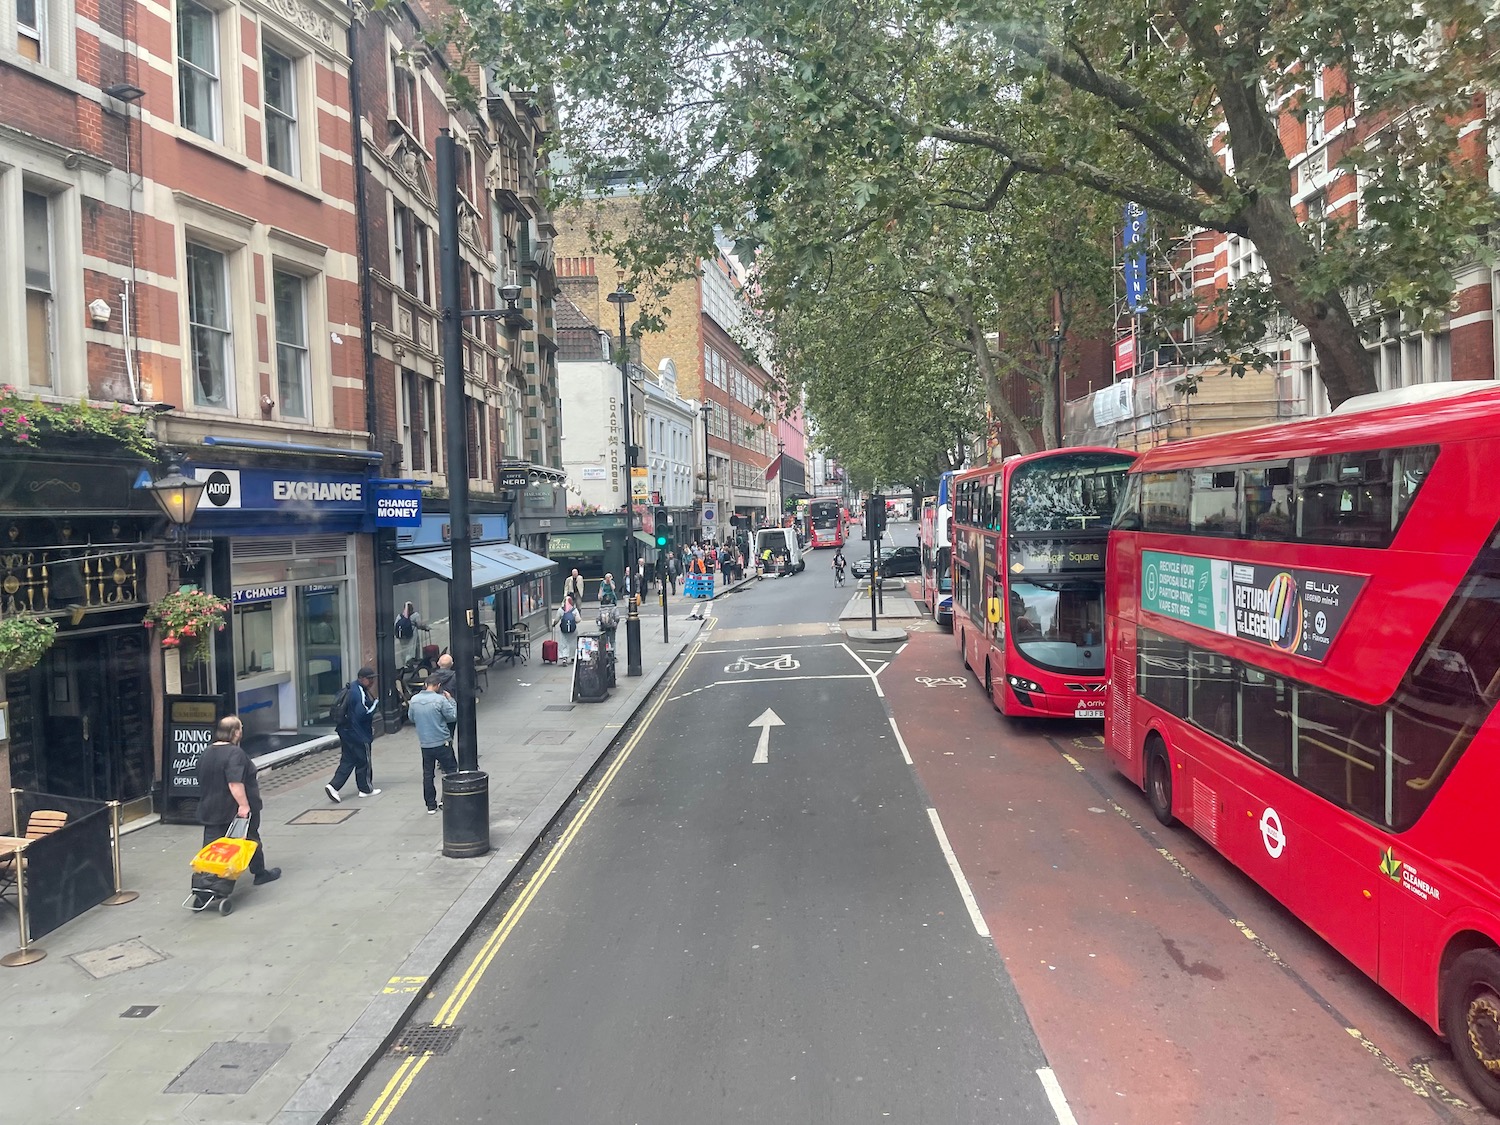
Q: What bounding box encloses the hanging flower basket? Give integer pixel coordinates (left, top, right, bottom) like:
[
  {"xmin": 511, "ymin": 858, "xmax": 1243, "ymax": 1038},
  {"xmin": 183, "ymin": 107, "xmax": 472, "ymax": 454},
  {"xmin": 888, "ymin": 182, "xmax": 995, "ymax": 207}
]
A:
[
  {"xmin": 0, "ymin": 614, "xmax": 59, "ymax": 673},
  {"xmin": 143, "ymin": 588, "xmax": 228, "ymax": 668}
]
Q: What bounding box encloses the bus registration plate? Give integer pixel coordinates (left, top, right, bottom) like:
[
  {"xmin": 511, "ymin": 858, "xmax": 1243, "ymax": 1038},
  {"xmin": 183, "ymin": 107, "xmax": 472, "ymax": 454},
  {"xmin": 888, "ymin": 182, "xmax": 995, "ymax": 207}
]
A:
[{"xmin": 1074, "ymin": 706, "xmax": 1104, "ymax": 719}]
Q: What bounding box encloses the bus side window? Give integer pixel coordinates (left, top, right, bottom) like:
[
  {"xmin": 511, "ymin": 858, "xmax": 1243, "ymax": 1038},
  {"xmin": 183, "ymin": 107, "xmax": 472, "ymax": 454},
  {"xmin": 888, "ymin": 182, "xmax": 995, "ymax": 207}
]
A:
[
  {"xmin": 1137, "ymin": 628, "xmax": 1188, "ymax": 716},
  {"xmin": 1296, "ymin": 450, "xmax": 1397, "ymax": 547},
  {"xmin": 1293, "ymin": 685, "xmax": 1386, "ymax": 822},
  {"xmin": 1141, "ymin": 471, "xmax": 1189, "ymax": 534},
  {"xmin": 1111, "ymin": 473, "xmax": 1143, "ymax": 532},
  {"xmin": 1245, "ymin": 463, "xmax": 1294, "ymax": 541},
  {"xmin": 1238, "ymin": 667, "xmax": 1291, "ymax": 771},
  {"xmin": 1189, "ymin": 469, "xmax": 1239, "ymax": 536},
  {"xmin": 1390, "ymin": 522, "xmax": 1500, "ymax": 829},
  {"xmin": 1393, "ymin": 444, "xmax": 1438, "ymax": 532}
]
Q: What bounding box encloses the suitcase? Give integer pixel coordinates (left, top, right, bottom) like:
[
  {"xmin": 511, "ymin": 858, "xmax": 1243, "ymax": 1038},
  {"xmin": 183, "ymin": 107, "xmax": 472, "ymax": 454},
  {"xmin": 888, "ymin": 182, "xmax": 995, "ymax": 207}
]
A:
[{"xmin": 542, "ymin": 638, "xmax": 559, "ymax": 664}]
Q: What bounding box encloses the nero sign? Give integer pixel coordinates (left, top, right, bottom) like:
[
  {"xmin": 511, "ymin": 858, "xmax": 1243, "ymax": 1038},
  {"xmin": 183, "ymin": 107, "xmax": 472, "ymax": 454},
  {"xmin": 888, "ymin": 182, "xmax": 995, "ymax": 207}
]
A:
[{"xmin": 374, "ymin": 489, "xmax": 422, "ymax": 527}]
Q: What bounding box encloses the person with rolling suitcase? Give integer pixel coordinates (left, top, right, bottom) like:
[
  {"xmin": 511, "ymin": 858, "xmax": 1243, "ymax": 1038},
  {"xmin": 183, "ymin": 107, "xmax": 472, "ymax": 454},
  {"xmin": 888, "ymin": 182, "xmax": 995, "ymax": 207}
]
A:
[{"xmin": 192, "ymin": 714, "xmax": 279, "ymax": 909}]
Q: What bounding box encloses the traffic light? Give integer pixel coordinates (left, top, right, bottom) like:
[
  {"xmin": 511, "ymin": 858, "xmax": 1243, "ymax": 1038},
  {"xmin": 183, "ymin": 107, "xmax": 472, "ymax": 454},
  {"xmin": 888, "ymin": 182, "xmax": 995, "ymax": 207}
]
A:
[
  {"xmin": 653, "ymin": 506, "xmax": 669, "ymax": 549},
  {"xmin": 865, "ymin": 495, "xmax": 887, "ymax": 540}
]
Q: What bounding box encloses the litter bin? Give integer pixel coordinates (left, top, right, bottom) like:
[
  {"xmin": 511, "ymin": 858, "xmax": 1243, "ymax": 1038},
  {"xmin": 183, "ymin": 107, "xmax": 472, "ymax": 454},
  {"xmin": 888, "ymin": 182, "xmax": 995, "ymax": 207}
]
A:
[
  {"xmin": 441, "ymin": 770, "xmax": 490, "ymax": 858},
  {"xmin": 572, "ymin": 634, "xmax": 610, "ymax": 703}
]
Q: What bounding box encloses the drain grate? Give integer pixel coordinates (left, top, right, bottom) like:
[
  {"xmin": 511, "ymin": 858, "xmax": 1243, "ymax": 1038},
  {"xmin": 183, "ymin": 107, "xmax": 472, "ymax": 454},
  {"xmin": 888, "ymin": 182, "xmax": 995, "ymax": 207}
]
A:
[
  {"xmin": 543, "ymin": 704, "xmax": 575, "ymax": 712},
  {"xmin": 525, "ymin": 730, "xmax": 572, "ymax": 745},
  {"xmin": 388, "ymin": 1024, "xmax": 462, "ymax": 1056},
  {"xmin": 121, "ymin": 1005, "xmax": 159, "ymax": 1019},
  {"xmin": 287, "ymin": 808, "xmax": 358, "ymax": 825}
]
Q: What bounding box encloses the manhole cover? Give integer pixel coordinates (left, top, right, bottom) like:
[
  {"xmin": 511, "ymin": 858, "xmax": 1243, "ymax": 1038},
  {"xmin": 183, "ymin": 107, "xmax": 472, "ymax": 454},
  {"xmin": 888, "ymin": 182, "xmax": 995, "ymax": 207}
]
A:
[
  {"xmin": 388, "ymin": 1024, "xmax": 462, "ymax": 1056},
  {"xmin": 525, "ymin": 730, "xmax": 572, "ymax": 745},
  {"xmin": 121, "ymin": 1005, "xmax": 159, "ymax": 1019},
  {"xmin": 165, "ymin": 1041, "xmax": 288, "ymax": 1095},
  {"xmin": 543, "ymin": 704, "xmax": 575, "ymax": 712},
  {"xmin": 73, "ymin": 939, "xmax": 166, "ymax": 979},
  {"xmin": 287, "ymin": 808, "xmax": 358, "ymax": 825}
]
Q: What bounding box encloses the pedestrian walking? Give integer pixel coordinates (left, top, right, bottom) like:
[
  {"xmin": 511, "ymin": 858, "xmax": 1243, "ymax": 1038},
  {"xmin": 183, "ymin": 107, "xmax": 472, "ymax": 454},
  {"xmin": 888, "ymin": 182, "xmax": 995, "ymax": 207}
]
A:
[
  {"xmin": 408, "ymin": 676, "xmax": 459, "ymax": 813},
  {"xmin": 326, "ymin": 666, "xmax": 380, "ymax": 801},
  {"xmin": 665, "ymin": 550, "xmax": 680, "ymax": 594},
  {"xmin": 394, "ymin": 600, "xmax": 429, "ymax": 663},
  {"xmin": 558, "ymin": 595, "xmax": 580, "ymax": 662},
  {"xmin": 563, "ymin": 568, "xmax": 585, "ymax": 604},
  {"xmin": 599, "ymin": 572, "xmax": 618, "ymax": 605},
  {"xmin": 634, "ymin": 558, "xmax": 650, "ymax": 600},
  {"xmin": 196, "ymin": 715, "xmax": 280, "ymax": 885}
]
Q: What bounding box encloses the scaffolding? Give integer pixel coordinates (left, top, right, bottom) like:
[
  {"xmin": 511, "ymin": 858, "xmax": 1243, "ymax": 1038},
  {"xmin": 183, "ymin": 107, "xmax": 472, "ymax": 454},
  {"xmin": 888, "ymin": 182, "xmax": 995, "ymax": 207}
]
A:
[{"xmin": 1065, "ymin": 359, "xmax": 1306, "ymax": 450}]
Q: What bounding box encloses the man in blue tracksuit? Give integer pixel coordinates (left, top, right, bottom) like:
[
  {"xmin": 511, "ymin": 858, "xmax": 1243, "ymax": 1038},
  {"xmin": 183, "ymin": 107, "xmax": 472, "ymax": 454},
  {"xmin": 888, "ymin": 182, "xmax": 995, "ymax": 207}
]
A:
[
  {"xmin": 407, "ymin": 675, "xmax": 458, "ymax": 813},
  {"xmin": 326, "ymin": 665, "xmax": 380, "ymax": 801}
]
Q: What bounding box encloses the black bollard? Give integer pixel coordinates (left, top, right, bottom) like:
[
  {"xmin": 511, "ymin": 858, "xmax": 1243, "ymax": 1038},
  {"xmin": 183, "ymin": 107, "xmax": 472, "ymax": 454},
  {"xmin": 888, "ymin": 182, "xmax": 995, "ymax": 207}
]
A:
[{"xmin": 441, "ymin": 770, "xmax": 490, "ymax": 858}]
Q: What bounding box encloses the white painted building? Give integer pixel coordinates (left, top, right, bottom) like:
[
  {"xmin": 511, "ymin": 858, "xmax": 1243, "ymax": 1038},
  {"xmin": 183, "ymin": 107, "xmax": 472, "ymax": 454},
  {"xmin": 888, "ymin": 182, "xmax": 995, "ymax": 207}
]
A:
[
  {"xmin": 558, "ymin": 324, "xmax": 641, "ymax": 513},
  {"xmin": 644, "ymin": 359, "xmax": 696, "ymax": 512}
]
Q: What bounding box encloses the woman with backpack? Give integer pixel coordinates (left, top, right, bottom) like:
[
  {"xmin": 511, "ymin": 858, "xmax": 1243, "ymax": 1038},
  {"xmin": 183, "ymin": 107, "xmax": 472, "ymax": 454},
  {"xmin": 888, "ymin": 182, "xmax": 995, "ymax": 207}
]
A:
[
  {"xmin": 557, "ymin": 595, "xmax": 580, "ymax": 663},
  {"xmin": 598, "ymin": 573, "xmax": 618, "ymax": 606}
]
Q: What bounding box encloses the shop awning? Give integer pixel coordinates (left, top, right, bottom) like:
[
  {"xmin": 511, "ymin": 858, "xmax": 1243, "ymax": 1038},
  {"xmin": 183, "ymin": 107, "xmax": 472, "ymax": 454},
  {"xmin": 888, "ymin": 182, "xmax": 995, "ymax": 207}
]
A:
[
  {"xmin": 399, "ymin": 544, "xmax": 557, "ymax": 591},
  {"xmin": 632, "ymin": 531, "xmax": 657, "ymax": 548}
]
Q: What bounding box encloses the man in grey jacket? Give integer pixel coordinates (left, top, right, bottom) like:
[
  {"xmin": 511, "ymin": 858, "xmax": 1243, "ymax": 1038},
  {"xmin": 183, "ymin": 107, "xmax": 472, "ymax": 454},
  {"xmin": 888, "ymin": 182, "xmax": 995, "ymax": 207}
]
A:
[{"xmin": 407, "ymin": 675, "xmax": 458, "ymax": 813}]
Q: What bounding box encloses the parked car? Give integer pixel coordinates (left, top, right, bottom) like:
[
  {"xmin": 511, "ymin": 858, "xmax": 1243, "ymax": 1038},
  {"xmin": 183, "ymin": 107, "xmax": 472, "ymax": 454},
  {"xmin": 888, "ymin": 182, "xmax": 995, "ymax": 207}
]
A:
[{"xmin": 851, "ymin": 545, "xmax": 920, "ymax": 580}]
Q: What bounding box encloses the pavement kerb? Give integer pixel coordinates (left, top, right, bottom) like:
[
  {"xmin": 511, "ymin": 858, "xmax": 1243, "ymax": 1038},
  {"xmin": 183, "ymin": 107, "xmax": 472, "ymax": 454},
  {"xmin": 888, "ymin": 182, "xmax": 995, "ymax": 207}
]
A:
[{"xmin": 269, "ymin": 615, "xmax": 712, "ymax": 1125}]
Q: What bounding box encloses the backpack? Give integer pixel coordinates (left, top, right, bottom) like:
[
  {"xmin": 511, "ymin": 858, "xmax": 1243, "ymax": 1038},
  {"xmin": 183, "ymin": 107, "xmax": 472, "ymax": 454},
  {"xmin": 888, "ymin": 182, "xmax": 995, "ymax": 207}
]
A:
[
  {"xmin": 330, "ymin": 685, "xmax": 354, "ymax": 727},
  {"xmin": 395, "ymin": 612, "xmax": 414, "ymax": 641},
  {"xmin": 560, "ymin": 608, "xmax": 577, "ymax": 634}
]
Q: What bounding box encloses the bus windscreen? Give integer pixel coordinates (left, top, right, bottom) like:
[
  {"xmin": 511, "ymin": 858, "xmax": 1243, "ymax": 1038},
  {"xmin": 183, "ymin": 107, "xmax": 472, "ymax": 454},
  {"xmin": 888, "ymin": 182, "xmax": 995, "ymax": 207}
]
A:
[{"xmin": 1009, "ymin": 452, "xmax": 1135, "ymax": 533}]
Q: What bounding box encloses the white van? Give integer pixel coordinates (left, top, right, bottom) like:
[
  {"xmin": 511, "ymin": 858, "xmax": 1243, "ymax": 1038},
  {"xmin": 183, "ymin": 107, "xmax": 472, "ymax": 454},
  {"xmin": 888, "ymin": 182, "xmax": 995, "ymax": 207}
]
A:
[{"xmin": 754, "ymin": 527, "xmax": 804, "ymax": 576}]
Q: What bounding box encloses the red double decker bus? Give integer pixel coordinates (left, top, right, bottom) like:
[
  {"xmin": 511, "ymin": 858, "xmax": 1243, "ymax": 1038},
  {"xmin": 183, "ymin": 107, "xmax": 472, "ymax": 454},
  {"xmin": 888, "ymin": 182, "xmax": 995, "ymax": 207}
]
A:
[
  {"xmin": 1103, "ymin": 385, "xmax": 1500, "ymax": 1111},
  {"xmin": 807, "ymin": 498, "xmax": 845, "ymax": 548},
  {"xmin": 952, "ymin": 448, "xmax": 1135, "ymax": 718}
]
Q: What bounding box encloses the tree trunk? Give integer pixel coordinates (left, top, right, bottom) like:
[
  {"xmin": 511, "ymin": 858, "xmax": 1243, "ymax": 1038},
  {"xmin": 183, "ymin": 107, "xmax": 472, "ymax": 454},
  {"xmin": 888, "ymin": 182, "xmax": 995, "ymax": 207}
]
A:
[
  {"xmin": 954, "ymin": 298, "xmax": 1037, "ymax": 456},
  {"xmin": 1242, "ymin": 196, "xmax": 1377, "ymax": 407}
]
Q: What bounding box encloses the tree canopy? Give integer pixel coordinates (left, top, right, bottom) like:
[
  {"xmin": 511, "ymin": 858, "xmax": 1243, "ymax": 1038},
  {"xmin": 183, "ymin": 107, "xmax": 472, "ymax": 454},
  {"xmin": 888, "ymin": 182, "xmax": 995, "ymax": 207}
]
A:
[{"xmin": 461, "ymin": 0, "xmax": 1500, "ymax": 416}]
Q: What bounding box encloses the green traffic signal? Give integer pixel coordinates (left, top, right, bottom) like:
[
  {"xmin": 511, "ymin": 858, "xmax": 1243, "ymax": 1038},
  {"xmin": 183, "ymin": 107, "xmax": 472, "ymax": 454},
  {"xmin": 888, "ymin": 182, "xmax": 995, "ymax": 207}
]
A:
[{"xmin": 655, "ymin": 533, "xmax": 668, "ymax": 547}]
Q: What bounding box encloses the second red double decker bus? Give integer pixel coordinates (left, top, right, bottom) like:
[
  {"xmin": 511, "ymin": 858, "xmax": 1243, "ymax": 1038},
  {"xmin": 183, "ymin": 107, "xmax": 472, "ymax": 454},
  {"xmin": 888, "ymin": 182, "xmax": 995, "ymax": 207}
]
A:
[
  {"xmin": 952, "ymin": 448, "xmax": 1135, "ymax": 717},
  {"xmin": 807, "ymin": 498, "xmax": 845, "ymax": 549},
  {"xmin": 1104, "ymin": 384, "xmax": 1500, "ymax": 1112}
]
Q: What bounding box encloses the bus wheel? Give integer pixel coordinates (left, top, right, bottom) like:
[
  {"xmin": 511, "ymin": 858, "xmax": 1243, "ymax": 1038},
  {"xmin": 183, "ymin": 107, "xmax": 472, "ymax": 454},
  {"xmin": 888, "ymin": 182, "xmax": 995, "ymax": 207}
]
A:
[
  {"xmin": 984, "ymin": 662, "xmax": 1000, "ymax": 712},
  {"xmin": 1146, "ymin": 739, "xmax": 1175, "ymax": 826},
  {"xmin": 960, "ymin": 631, "xmax": 969, "ymax": 672},
  {"xmin": 1443, "ymin": 949, "xmax": 1500, "ymax": 1115}
]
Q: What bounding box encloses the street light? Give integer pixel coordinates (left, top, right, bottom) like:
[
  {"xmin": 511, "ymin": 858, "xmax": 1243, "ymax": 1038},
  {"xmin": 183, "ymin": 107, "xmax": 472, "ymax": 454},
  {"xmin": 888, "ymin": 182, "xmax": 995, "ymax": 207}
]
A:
[
  {"xmin": 776, "ymin": 438, "xmax": 786, "ymax": 525},
  {"xmin": 606, "ymin": 282, "xmax": 643, "ymax": 678},
  {"xmin": 698, "ymin": 400, "xmax": 713, "ymax": 544},
  {"xmin": 143, "ymin": 463, "xmax": 208, "ymax": 572}
]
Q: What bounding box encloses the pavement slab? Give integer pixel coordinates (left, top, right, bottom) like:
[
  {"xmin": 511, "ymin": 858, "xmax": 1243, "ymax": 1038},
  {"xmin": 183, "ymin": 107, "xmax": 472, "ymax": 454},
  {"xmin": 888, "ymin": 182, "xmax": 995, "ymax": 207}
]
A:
[{"xmin": 0, "ymin": 586, "xmax": 755, "ymax": 1125}]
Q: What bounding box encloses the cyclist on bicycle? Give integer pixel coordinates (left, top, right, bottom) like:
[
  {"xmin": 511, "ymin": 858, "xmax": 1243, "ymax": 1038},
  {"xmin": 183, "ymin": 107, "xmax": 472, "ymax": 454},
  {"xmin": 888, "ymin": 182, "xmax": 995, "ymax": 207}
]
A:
[{"xmin": 832, "ymin": 549, "xmax": 847, "ymax": 586}]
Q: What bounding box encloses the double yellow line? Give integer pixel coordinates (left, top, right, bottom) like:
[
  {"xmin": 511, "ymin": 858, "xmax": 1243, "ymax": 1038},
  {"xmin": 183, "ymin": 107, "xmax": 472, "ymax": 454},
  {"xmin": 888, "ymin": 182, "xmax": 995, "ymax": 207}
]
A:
[{"xmin": 360, "ymin": 640, "xmax": 704, "ymax": 1125}]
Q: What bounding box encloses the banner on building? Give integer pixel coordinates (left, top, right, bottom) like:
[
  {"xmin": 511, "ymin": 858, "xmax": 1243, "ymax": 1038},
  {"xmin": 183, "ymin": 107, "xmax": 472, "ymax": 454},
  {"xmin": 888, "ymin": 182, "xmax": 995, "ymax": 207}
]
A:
[
  {"xmin": 1114, "ymin": 334, "xmax": 1137, "ymax": 375},
  {"xmin": 1123, "ymin": 203, "xmax": 1148, "ymax": 312},
  {"xmin": 631, "ymin": 467, "xmax": 648, "ymax": 500}
]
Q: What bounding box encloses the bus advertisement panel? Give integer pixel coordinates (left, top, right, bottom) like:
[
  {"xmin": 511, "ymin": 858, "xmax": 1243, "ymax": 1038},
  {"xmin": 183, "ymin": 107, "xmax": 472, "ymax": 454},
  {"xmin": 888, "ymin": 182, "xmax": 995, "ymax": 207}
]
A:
[
  {"xmin": 952, "ymin": 448, "xmax": 1134, "ymax": 718},
  {"xmin": 1103, "ymin": 386, "xmax": 1500, "ymax": 1113},
  {"xmin": 808, "ymin": 498, "xmax": 845, "ymax": 548}
]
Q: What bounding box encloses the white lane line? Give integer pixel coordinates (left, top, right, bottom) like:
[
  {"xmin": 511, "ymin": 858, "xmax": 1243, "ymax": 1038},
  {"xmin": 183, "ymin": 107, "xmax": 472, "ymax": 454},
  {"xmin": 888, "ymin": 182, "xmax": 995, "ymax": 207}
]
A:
[
  {"xmin": 868, "ymin": 661, "xmax": 888, "ymax": 676},
  {"xmin": 925, "ymin": 807, "xmax": 989, "ymax": 937},
  {"xmin": 1037, "ymin": 1067, "xmax": 1080, "ymax": 1125},
  {"xmin": 699, "ymin": 642, "xmax": 848, "ymax": 653},
  {"xmin": 894, "ymin": 641, "xmax": 908, "ymax": 655},
  {"xmin": 840, "ymin": 643, "xmax": 885, "ymax": 698},
  {"xmin": 888, "ymin": 717, "xmax": 913, "ymax": 765}
]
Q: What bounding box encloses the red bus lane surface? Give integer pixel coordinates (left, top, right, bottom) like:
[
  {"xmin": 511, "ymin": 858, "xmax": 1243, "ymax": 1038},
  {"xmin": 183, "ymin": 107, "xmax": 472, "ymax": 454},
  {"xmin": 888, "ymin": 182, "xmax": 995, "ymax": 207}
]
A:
[{"xmin": 885, "ymin": 628, "xmax": 1484, "ymax": 1125}]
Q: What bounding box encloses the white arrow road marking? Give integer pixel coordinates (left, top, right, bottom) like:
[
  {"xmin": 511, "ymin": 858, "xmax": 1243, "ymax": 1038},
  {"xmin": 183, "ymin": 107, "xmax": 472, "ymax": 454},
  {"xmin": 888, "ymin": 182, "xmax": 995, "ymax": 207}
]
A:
[{"xmin": 749, "ymin": 707, "xmax": 785, "ymax": 764}]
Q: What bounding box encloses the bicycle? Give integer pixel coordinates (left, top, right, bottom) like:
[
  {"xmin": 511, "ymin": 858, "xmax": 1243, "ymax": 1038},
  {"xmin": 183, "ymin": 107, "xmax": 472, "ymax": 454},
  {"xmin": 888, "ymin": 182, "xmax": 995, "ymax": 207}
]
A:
[{"xmin": 833, "ymin": 560, "xmax": 847, "ymax": 586}]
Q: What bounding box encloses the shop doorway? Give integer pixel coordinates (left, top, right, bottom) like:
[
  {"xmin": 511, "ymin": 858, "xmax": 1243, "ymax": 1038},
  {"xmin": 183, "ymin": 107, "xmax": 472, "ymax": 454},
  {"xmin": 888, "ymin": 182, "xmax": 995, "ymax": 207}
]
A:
[
  {"xmin": 5, "ymin": 629, "xmax": 152, "ymax": 804},
  {"xmin": 297, "ymin": 583, "xmax": 346, "ymax": 726}
]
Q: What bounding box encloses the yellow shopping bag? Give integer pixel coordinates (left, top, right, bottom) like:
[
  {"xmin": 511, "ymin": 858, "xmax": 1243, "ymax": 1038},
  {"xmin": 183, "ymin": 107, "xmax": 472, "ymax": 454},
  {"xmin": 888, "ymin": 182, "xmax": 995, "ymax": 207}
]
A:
[{"xmin": 190, "ymin": 818, "xmax": 258, "ymax": 880}]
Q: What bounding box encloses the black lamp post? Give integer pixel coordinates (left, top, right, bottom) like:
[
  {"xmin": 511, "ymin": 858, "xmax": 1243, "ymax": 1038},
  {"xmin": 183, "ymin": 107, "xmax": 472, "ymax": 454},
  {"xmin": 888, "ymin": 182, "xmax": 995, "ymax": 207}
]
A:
[
  {"xmin": 606, "ymin": 283, "xmax": 643, "ymax": 678},
  {"xmin": 436, "ymin": 129, "xmax": 536, "ymax": 858},
  {"xmin": 776, "ymin": 438, "xmax": 786, "ymax": 525},
  {"xmin": 699, "ymin": 401, "xmax": 712, "ymax": 542}
]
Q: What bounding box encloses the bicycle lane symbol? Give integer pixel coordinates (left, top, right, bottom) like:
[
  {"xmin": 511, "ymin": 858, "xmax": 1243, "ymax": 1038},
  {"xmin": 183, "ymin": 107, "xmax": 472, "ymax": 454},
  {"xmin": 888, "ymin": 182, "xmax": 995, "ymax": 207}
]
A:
[
  {"xmin": 915, "ymin": 676, "xmax": 968, "ymax": 687},
  {"xmin": 724, "ymin": 654, "xmax": 801, "ymax": 674}
]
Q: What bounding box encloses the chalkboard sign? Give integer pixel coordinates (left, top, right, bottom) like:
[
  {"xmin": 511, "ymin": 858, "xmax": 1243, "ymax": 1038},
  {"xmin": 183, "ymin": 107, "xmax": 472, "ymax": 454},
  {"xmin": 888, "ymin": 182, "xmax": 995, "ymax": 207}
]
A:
[{"xmin": 161, "ymin": 696, "xmax": 222, "ymax": 824}]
